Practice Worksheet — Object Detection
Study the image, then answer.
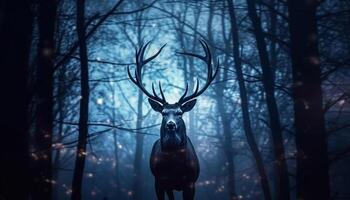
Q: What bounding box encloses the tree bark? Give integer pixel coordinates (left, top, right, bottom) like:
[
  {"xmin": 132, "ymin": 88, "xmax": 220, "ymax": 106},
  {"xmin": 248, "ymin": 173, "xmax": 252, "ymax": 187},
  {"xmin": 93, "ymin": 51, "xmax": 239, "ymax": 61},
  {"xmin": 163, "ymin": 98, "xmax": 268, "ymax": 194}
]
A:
[
  {"xmin": 32, "ymin": 0, "xmax": 57, "ymax": 199},
  {"xmin": 226, "ymin": 1, "xmax": 272, "ymax": 200},
  {"xmin": 187, "ymin": 4, "xmax": 201, "ymax": 138},
  {"xmin": 287, "ymin": 0, "xmax": 329, "ymax": 199},
  {"xmin": 0, "ymin": 0, "xmax": 33, "ymax": 199},
  {"xmin": 132, "ymin": 91, "xmax": 144, "ymax": 200},
  {"xmin": 268, "ymin": 0, "xmax": 277, "ymax": 83},
  {"xmin": 131, "ymin": 9, "xmax": 145, "ymax": 199},
  {"xmin": 71, "ymin": 0, "xmax": 90, "ymax": 199},
  {"xmin": 245, "ymin": 1, "xmax": 290, "ymax": 199},
  {"xmin": 113, "ymin": 132, "xmax": 121, "ymax": 199},
  {"xmin": 208, "ymin": 2, "xmax": 237, "ymax": 198},
  {"xmin": 216, "ymin": 99, "xmax": 237, "ymax": 199},
  {"xmin": 111, "ymin": 85, "xmax": 121, "ymax": 199},
  {"xmin": 53, "ymin": 65, "xmax": 67, "ymax": 200}
]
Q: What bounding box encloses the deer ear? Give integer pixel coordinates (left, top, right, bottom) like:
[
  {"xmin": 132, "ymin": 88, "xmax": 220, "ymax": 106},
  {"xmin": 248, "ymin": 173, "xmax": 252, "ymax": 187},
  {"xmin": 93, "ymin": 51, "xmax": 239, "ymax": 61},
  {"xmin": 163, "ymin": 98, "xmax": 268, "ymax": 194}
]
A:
[
  {"xmin": 181, "ymin": 99, "xmax": 197, "ymax": 112},
  {"xmin": 148, "ymin": 98, "xmax": 163, "ymax": 113}
]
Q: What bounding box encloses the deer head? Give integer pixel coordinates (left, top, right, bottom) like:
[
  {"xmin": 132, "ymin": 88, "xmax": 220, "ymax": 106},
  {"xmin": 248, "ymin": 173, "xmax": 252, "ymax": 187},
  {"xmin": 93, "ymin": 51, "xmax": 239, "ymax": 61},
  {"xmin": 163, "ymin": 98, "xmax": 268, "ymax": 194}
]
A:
[{"xmin": 127, "ymin": 40, "xmax": 218, "ymax": 151}]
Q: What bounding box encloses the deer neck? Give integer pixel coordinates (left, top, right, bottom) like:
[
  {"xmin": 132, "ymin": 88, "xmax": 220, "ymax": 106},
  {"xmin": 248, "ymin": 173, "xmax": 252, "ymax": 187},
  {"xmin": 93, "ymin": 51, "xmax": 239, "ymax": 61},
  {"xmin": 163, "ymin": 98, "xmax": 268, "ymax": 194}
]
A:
[{"xmin": 160, "ymin": 125, "xmax": 187, "ymax": 152}]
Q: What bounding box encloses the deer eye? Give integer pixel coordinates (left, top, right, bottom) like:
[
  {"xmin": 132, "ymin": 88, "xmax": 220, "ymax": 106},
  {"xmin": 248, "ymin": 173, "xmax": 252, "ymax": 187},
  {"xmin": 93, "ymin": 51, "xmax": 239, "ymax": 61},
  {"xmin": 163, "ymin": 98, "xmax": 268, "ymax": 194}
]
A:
[{"xmin": 176, "ymin": 111, "xmax": 183, "ymax": 116}]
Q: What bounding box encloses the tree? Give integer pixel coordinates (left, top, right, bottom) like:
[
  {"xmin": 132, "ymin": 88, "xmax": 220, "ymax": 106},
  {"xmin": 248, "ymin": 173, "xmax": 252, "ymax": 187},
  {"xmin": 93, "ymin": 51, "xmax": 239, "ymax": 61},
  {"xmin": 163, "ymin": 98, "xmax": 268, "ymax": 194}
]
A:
[
  {"xmin": 207, "ymin": 1, "xmax": 237, "ymax": 199},
  {"xmin": 245, "ymin": 0, "xmax": 290, "ymax": 199},
  {"xmin": 287, "ymin": 0, "xmax": 329, "ymax": 199},
  {"xmin": 0, "ymin": 0, "xmax": 33, "ymax": 199},
  {"xmin": 71, "ymin": 0, "xmax": 90, "ymax": 199},
  {"xmin": 31, "ymin": 0, "xmax": 57, "ymax": 199},
  {"xmin": 226, "ymin": 1, "xmax": 272, "ymax": 199}
]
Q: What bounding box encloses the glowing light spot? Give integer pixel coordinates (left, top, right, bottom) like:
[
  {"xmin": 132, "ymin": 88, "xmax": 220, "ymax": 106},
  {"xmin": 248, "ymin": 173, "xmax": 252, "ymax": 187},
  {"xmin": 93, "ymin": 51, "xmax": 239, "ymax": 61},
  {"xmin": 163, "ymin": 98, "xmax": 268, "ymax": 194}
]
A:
[
  {"xmin": 31, "ymin": 153, "xmax": 39, "ymax": 160},
  {"xmin": 309, "ymin": 56, "xmax": 320, "ymax": 65},
  {"xmin": 42, "ymin": 48, "xmax": 53, "ymax": 56},
  {"xmin": 52, "ymin": 143, "xmax": 64, "ymax": 149},
  {"xmin": 97, "ymin": 98, "xmax": 104, "ymax": 105},
  {"xmin": 66, "ymin": 189, "xmax": 72, "ymax": 195}
]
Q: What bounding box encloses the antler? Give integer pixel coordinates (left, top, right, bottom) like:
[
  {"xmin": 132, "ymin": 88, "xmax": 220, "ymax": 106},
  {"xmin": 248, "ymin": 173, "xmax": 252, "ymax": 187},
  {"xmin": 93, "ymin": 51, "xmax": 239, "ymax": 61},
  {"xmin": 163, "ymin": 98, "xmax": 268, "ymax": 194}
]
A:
[
  {"xmin": 177, "ymin": 40, "xmax": 219, "ymax": 105},
  {"xmin": 127, "ymin": 42, "xmax": 167, "ymax": 104}
]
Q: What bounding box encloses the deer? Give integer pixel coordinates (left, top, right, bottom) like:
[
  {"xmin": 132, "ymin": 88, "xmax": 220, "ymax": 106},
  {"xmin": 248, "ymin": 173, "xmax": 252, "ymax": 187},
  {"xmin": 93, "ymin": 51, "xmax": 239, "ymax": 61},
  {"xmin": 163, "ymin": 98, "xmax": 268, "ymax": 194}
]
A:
[{"xmin": 127, "ymin": 40, "xmax": 218, "ymax": 200}]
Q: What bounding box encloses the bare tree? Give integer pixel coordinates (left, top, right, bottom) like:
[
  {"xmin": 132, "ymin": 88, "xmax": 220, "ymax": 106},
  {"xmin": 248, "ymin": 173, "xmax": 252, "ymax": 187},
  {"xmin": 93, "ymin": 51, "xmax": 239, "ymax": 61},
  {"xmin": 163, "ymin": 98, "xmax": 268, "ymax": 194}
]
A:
[
  {"xmin": 287, "ymin": 0, "xmax": 329, "ymax": 199},
  {"xmin": 71, "ymin": 0, "xmax": 90, "ymax": 199},
  {"xmin": 207, "ymin": 1, "xmax": 238, "ymax": 199},
  {"xmin": 0, "ymin": 0, "xmax": 33, "ymax": 199},
  {"xmin": 32, "ymin": 0, "xmax": 57, "ymax": 199},
  {"xmin": 226, "ymin": 1, "xmax": 272, "ymax": 199},
  {"xmin": 245, "ymin": 0, "xmax": 290, "ymax": 199}
]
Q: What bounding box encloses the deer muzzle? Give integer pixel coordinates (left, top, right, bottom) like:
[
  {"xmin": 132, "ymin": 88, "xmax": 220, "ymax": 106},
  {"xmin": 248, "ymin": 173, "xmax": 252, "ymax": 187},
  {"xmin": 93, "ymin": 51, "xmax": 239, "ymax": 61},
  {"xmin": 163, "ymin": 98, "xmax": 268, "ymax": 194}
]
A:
[{"xmin": 166, "ymin": 120, "xmax": 176, "ymax": 131}]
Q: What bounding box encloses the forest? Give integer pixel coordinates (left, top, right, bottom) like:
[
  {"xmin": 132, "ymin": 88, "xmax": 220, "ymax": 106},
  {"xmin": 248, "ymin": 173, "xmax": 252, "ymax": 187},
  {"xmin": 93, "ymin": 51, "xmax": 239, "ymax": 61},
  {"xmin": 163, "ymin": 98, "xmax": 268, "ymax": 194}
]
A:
[{"xmin": 0, "ymin": 0, "xmax": 349, "ymax": 200}]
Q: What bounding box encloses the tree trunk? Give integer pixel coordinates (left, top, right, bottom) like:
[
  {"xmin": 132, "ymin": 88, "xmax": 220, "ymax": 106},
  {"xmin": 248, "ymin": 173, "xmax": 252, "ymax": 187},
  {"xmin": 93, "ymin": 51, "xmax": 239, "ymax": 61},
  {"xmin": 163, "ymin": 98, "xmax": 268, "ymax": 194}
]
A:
[
  {"xmin": 131, "ymin": 9, "xmax": 145, "ymax": 199},
  {"xmin": 53, "ymin": 65, "xmax": 67, "ymax": 200},
  {"xmin": 245, "ymin": 1, "xmax": 290, "ymax": 200},
  {"xmin": 0, "ymin": 0, "xmax": 33, "ymax": 199},
  {"xmin": 32, "ymin": 0, "xmax": 56, "ymax": 199},
  {"xmin": 287, "ymin": 0, "xmax": 329, "ymax": 199},
  {"xmin": 216, "ymin": 98, "xmax": 237, "ymax": 199},
  {"xmin": 71, "ymin": 0, "xmax": 90, "ymax": 199},
  {"xmin": 208, "ymin": 2, "xmax": 237, "ymax": 198},
  {"xmin": 111, "ymin": 85, "xmax": 120, "ymax": 199},
  {"xmin": 226, "ymin": 1, "xmax": 272, "ymax": 200},
  {"xmin": 132, "ymin": 91, "xmax": 144, "ymax": 200},
  {"xmin": 113, "ymin": 131, "xmax": 121, "ymax": 199},
  {"xmin": 268, "ymin": 0, "xmax": 277, "ymax": 83},
  {"xmin": 187, "ymin": 5, "xmax": 200, "ymax": 137},
  {"xmin": 267, "ymin": 0, "xmax": 279, "ymax": 197}
]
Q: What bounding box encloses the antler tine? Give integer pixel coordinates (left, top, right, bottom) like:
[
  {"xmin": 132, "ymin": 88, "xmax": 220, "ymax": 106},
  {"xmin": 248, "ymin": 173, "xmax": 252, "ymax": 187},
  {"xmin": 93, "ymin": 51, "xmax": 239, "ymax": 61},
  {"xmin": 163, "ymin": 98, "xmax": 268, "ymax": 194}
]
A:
[
  {"xmin": 127, "ymin": 65, "xmax": 137, "ymax": 85},
  {"xmin": 178, "ymin": 82, "xmax": 189, "ymax": 103},
  {"xmin": 151, "ymin": 83, "xmax": 160, "ymax": 99},
  {"xmin": 177, "ymin": 40, "xmax": 218, "ymax": 104},
  {"xmin": 201, "ymin": 40, "xmax": 213, "ymax": 77},
  {"xmin": 214, "ymin": 59, "xmax": 220, "ymax": 79},
  {"xmin": 144, "ymin": 44, "xmax": 166, "ymax": 65},
  {"xmin": 138, "ymin": 42, "xmax": 150, "ymax": 65},
  {"xmin": 194, "ymin": 78, "xmax": 200, "ymax": 95},
  {"xmin": 150, "ymin": 82, "xmax": 167, "ymax": 103},
  {"xmin": 128, "ymin": 42, "xmax": 167, "ymax": 104},
  {"xmin": 199, "ymin": 39, "xmax": 209, "ymax": 60},
  {"xmin": 158, "ymin": 81, "xmax": 166, "ymax": 102}
]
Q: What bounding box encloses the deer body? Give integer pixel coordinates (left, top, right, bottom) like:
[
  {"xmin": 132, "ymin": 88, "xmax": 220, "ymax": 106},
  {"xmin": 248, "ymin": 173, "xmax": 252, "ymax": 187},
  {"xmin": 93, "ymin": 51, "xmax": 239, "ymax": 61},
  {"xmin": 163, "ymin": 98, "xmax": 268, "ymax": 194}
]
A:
[
  {"xmin": 150, "ymin": 137, "xmax": 199, "ymax": 199},
  {"xmin": 127, "ymin": 40, "xmax": 218, "ymax": 200}
]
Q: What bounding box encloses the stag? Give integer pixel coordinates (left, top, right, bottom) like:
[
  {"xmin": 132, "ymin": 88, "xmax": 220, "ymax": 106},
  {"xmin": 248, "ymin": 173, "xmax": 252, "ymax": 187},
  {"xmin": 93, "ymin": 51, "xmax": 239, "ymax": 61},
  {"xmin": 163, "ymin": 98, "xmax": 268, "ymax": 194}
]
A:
[{"xmin": 127, "ymin": 40, "xmax": 218, "ymax": 200}]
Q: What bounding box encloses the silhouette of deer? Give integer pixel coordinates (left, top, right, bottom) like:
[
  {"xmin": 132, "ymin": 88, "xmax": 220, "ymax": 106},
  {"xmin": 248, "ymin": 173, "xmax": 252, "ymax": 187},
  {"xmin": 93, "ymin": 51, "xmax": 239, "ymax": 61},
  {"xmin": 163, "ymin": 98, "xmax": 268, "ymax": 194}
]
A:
[{"xmin": 127, "ymin": 40, "xmax": 218, "ymax": 200}]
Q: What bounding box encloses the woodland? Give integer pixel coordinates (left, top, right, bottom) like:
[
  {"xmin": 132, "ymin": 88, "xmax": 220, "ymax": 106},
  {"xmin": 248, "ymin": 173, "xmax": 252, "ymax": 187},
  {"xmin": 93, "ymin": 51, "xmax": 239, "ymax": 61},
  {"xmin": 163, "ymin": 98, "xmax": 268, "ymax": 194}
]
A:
[{"xmin": 0, "ymin": 0, "xmax": 349, "ymax": 200}]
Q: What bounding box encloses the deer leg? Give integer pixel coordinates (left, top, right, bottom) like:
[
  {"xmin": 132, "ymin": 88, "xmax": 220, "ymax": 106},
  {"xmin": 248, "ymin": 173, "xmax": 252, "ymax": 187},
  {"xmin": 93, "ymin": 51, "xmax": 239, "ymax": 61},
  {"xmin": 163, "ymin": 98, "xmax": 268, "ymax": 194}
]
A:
[
  {"xmin": 166, "ymin": 190, "xmax": 174, "ymax": 200},
  {"xmin": 183, "ymin": 183, "xmax": 195, "ymax": 200},
  {"xmin": 155, "ymin": 181, "xmax": 165, "ymax": 200}
]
